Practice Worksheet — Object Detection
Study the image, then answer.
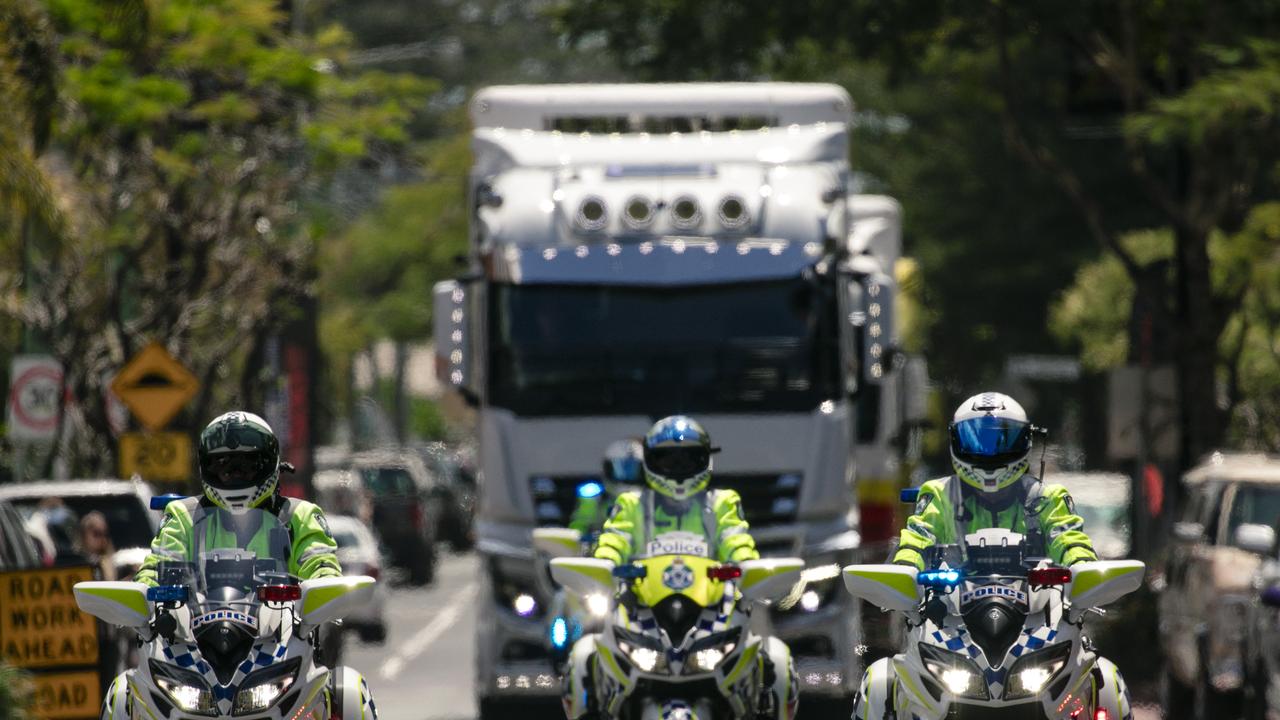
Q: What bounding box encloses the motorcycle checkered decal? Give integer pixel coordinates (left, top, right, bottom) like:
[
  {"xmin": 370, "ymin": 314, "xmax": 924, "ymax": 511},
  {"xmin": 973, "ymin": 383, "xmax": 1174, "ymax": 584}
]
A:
[{"xmin": 1009, "ymin": 627, "xmax": 1058, "ymax": 658}]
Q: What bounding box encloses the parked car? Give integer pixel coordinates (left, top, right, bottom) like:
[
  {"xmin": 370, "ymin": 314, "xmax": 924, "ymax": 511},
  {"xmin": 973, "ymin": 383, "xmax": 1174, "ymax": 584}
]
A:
[
  {"xmin": 328, "ymin": 514, "xmax": 388, "ymax": 643},
  {"xmin": 314, "ymin": 468, "xmax": 374, "ymax": 527},
  {"xmin": 0, "ymin": 499, "xmax": 42, "ymax": 570},
  {"xmin": 350, "ymin": 449, "xmax": 441, "ymax": 585},
  {"xmin": 411, "ymin": 442, "xmax": 477, "ymax": 550},
  {"xmin": 0, "ymin": 478, "xmax": 158, "ymax": 578},
  {"xmin": 1159, "ymin": 452, "xmax": 1280, "ymax": 718}
]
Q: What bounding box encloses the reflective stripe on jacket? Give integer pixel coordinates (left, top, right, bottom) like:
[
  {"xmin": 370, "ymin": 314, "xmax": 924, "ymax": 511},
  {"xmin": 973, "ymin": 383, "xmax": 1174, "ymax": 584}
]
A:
[
  {"xmin": 892, "ymin": 475, "xmax": 1098, "ymax": 569},
  {"xmin": 135, "ymin": 496, "xmax": 341, "ymax": 586},
  {"xmin": 593, "ymin": 488, "xmax": 758, "ymax": 565}
]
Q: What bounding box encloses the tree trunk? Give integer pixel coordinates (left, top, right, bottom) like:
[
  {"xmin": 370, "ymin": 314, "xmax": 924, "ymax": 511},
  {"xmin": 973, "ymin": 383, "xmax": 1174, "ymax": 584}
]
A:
[
  {"xmin": 392, "ymin": 341, "xmax": 408, "ymax": 445},
  {"xmin": 1173, "ymin": 225, "xmax": 1226, "ymax": 470}
]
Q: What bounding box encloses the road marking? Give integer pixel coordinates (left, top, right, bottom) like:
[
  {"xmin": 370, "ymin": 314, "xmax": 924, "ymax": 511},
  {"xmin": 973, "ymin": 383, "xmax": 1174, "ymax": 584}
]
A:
[{"xmin": 381, "ymin": 582, "xmax": 477, "ymax": 680}]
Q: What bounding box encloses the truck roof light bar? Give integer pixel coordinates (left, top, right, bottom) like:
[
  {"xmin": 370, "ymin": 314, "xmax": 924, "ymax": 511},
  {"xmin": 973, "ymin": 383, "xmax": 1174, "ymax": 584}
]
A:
[
  {"xmin": 670, "ymin": 196, "xmax": 701, "ymax": 230},
  {"xmin": 576, "ymin": 196, "xmax": 608, "ymax": 232}
]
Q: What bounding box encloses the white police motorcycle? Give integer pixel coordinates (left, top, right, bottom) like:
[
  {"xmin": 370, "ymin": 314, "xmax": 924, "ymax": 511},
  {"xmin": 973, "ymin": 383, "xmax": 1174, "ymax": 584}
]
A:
[
  {"xmin": 844, "ymin": 528, "xmax": 1143, "ymax": 720},
  {"xmin": 74, "ymin": 504, "xmax": 378, "ymax": 719}
]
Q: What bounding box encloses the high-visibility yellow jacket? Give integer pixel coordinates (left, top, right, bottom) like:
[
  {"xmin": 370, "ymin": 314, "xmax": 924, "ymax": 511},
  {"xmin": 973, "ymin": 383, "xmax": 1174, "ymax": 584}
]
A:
[
  {"xmin": 892, "ymin": 475, "xmax": 1098, "ymax": 569},
  {"xmin": 593, "ymin": 488, "xmax": 758, "ymax": 565},
  {"xmin": 136, "ymin": 496, "xmax": 341, "ymax": 586}
]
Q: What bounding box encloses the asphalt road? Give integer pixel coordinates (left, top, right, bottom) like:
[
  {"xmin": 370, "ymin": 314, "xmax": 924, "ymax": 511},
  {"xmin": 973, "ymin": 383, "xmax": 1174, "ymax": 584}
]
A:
[
  {"xmin": 341, "ymin": 551, "xmax": 1163, "ymax": 720},
  {"xmin": 344, "ymin": 551, "xmax": 482, "ymax": 720}
]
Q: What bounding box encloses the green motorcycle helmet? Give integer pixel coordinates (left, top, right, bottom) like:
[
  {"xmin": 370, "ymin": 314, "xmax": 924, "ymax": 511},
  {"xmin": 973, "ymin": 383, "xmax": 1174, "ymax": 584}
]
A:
[{"xmin": 198, "ymin": 411, "xmax": 281, "ymax": 514}]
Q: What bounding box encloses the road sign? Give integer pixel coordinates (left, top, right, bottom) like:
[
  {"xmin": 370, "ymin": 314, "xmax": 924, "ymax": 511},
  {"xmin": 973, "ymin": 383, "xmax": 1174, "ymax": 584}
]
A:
[
  {"xmin": 110, "ymin": 343, "xmax": 199, "ymax": 431},
  {"xmin": 119, "ymin": 431, "xmax": 193, "ymax": 482},
  {"xmin": 0, "ymin": 566, "xmax": 98, "ymax": 669},
  {"xmin": 0, "ymin": 565, "xmax": 100, "ymax": 720},
  {"xmin": 31, "ymin": 670, "xmax": 100, "ymax": 719},
  {"xmin": 6, "ymin": 355, "xmax": 65, "ymax": 442}
]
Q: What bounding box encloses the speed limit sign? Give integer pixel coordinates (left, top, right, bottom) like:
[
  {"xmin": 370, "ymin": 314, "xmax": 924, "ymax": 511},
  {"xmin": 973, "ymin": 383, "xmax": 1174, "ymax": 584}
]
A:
[
  {"xmin": 118, "ymin": 432, "xmax": 192, "ymax": 482},
  {"xmin": 6, "ymin": 356, "xmax": 65, "ymax": 442}
]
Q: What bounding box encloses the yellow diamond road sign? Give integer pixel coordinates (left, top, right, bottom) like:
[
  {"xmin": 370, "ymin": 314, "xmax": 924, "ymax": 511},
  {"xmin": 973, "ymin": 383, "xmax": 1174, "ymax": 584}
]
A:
[{"xmin": 110, "ymin": 343, "xmax": 199, "ymax": 431}]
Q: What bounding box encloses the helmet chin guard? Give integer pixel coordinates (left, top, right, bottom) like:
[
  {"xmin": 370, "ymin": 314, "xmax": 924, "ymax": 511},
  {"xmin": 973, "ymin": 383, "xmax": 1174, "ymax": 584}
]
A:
[{"xmin": 949, "ymin": 392, "xmax": 1032, "ymax": 493}]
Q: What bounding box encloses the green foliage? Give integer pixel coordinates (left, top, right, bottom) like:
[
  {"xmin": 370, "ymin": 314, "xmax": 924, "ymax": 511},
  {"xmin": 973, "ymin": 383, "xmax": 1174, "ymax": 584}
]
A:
[
  {"xmin": 411, "ymin": 396, "xmax": 449, "ymax": 442},
  {"xmin": 0, "ymin": 0, "xmax": 424, "ymax": 475},
  {"xmin": 0, "ymin": 662, "xmax": 35, "ymax": 719}
]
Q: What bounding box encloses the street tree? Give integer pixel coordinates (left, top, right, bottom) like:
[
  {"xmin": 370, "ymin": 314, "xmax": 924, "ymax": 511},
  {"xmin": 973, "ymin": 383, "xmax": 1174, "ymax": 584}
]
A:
[
  {"xmin": 0, "ymin": 0, "xmax": 425, "ymax": 477},
  {"xmin": 556, "ymin": 0, "xmax": 1280, "ymax": 468}
]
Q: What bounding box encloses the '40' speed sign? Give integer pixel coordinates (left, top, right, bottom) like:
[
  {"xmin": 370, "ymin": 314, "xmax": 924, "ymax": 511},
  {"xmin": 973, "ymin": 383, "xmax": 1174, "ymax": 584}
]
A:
[{"xmin": 118, "ymin": 432, "xmax": 193, "ymax": 482}]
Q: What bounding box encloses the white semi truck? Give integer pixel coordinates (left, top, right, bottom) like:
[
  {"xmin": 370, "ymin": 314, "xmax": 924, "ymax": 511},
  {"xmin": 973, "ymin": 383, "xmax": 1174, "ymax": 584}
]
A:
[{"xmin": 433, "ymin": 83, "xmax": 906, "ymax": 715}]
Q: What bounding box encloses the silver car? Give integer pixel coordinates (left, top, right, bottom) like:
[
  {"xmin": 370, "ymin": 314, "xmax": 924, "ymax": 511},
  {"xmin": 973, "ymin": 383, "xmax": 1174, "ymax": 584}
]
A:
[{"xmin": 329, "ymin": 514, "xmax": 388, "ymax": 643}]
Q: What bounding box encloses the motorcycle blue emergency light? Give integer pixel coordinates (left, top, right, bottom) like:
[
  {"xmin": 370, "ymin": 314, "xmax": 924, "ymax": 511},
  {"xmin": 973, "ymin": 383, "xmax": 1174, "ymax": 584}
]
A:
[
  {"xmin": 612, "ymin": 564, "xmax": 647, "ymax": 580},
  {"xmin": 900, "ymin": 488, "xmax": 920, "ymax": 504},
  {"xmin": 149, "ymin": 494, "xmax": 187, "ymax": 511},
  {"xmin": 550, "ymin": 617, "xmax": 569, "ymax": 649},
  {"xmin": 146, "ymin": 585, "xmax": 189, "ymax": 603},
  {"xmin": 577, "ymin": 481, "xmax": 605, "ymax": 499},
  {"xmin": 917, "ymin": 569, "xmax": 963, "ymax": 588}
]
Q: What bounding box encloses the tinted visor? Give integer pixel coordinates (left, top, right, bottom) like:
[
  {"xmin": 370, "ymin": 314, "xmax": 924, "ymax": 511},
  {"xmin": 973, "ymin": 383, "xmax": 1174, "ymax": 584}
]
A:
[
  {"xmin": 950, "ymin": 416, "xmax": 1031, "ymax": 469},
  {"xmin": 202, "ymin": 451, "xmax": 275, "ymax": 490},
  {"xmin": 644, "ymin": 445, "xmax": 710, "ymax": 481},
  {"xmin": 605, "ymin": 456, "xmax": 643, "ymax": 484}
]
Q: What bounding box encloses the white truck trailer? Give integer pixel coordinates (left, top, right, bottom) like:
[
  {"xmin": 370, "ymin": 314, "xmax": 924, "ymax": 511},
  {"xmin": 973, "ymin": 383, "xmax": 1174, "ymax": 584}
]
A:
[{"xmin": 433, "ymin": 83, "xmax": 905, "ymax": 715}]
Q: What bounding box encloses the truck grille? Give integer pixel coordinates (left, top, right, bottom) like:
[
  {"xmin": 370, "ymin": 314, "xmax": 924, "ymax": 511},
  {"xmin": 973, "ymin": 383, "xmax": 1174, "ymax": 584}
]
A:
[{"xmin": 528, "ymin": 473, "xmax": 802, "ymax": 527}]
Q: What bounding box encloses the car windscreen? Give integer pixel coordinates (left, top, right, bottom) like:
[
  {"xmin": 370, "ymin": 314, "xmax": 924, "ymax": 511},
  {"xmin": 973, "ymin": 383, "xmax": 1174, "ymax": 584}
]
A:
[
  {"xmin": 332, "ymin": 527, "xmax": 362, "ymax": 550},
  {"xmin": 9, "ymin": 494, "xmax": 155, "ymax": 550},
  {"xmin": 1226, "ymin": 484, "xmax": 1280, "ymax": 540},
  {"xmin": 358, "ymin": 467, "xmax": 417, "ymax": 497}
]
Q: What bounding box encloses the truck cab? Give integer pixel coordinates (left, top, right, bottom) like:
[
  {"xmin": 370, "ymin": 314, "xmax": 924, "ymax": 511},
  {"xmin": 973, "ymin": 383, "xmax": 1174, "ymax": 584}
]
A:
[{"xmin": 433, "ymin": 83, "xmax": 904, "ymax": 713}]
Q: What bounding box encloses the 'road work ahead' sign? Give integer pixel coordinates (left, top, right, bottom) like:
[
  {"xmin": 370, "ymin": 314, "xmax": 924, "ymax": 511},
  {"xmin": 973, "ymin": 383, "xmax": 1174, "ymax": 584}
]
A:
[{"xmin": 0, "ymin": 566, "xmax": 101, "ymax": 719}]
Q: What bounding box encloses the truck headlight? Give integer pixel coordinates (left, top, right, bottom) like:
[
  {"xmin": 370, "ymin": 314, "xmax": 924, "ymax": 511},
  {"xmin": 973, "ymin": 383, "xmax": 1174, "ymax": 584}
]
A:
[
  {"xmin": 918, "ymin": 645, "xmax": 988, "ymax": 700},
  {"xmin": 1003, "ymin": 642, "xmax": 1072, "ymax": 700},
  {"xmin": 233, "ymin": 658, "xmax": 300, "ymax": 714},
  {"xmin": 149, "ymin": 661, "xmax": 216, "ymax": 716}
]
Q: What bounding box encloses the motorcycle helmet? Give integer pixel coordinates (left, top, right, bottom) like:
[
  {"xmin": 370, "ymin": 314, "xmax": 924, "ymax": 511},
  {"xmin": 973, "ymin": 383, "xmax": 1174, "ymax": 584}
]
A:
[
  {"xmin": 949, "ymin": 392, "xmax": 1032, "ymax": 494},
  {"xmin": 198, "ymin": 411, "xmax": 281, "ymax": 514},
  {"xmin": 602, "ymin": 439, "xmax": 644, "ymax": 489},
  {"xmin": 642, "ymin": 416, "xmax": 717, "ymax": 502}
]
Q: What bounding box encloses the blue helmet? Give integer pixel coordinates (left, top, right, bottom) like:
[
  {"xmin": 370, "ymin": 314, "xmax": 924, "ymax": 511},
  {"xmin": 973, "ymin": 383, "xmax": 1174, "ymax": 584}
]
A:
[
  {"xmin": 603, "ymin": 439, "xmax": 644, "ymax": 487},
  {"xmin": 642, "ymin": 416, "xmax": 717, "ymax": 501}
]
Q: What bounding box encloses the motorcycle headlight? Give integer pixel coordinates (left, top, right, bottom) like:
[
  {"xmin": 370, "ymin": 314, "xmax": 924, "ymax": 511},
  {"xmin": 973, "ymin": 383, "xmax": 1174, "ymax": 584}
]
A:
[
  {"xmin": 149, "ymin": 660, "xmax": 216, "ymax": 716},
  {"xmin": 233, "ymin": 658, "xmax": 301, "ymax": 715},
  {"xmin": 918, "ymin": 644, "xmax": 988, "ymax": 700},
  {"xmin": 1004, "ymin": 642, "xmax": 1072, "ymax": 700},
  {"xmin": 615, "ymin": 628, "xmax": 668, "ymax": 674},
  {"xmin": 687, "ymin": 629, "xmax": 743, "ymax": 673}
]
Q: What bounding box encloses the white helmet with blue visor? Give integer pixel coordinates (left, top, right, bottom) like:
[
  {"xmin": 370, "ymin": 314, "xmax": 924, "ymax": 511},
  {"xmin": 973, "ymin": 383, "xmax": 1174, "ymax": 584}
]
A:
[{"xmin": 949, "ymin": 392, "xmax": 1032, "ymax": 493}]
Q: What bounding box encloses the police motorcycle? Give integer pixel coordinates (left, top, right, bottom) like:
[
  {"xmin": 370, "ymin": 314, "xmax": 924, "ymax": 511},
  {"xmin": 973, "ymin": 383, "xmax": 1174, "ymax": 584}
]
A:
[
  {"xmin": 72, "ymin": 504, "xmax": 378, "ymax": 719},
  {"xmin": 533, "ymin": 527, "xmax": 611, "ymax": 666},
  {"xmin": 552, "ymin": 533, "xmax": 803, "ymax": 720},
  {"xmin": 844, "ymin": 527, "xmax": 1143, "ymax": 720}
]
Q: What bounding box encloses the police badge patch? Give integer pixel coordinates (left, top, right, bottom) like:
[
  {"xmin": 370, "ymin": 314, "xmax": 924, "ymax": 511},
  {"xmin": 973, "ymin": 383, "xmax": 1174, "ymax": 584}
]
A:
[{"xmin": 661, "ymin": 558, "xmax": 695, "ymax": 591}]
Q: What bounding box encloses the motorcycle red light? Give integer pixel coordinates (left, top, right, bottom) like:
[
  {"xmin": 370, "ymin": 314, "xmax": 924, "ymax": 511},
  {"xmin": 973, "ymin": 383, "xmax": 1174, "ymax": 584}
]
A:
[
  {"xmin": 1027, "ymin": 568, "xmax": 1072, "ymax": 586},
  {"xmin": 1095, "ymin": 710, "xmax": 1109, "ymax": 720},
  {"xmin": 257, "ymin": 584, "xmax": 302, "ymax": 602},
  {"xmin": 707, "ymin": 565, "xmax": 742, "ymax": 581}
]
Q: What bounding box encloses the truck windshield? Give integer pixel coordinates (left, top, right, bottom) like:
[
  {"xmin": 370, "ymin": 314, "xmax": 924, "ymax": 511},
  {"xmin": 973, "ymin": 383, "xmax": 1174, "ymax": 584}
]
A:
[{"xmin": 488, "ymin": 278, "xmax": 839, "ymax": 416}]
